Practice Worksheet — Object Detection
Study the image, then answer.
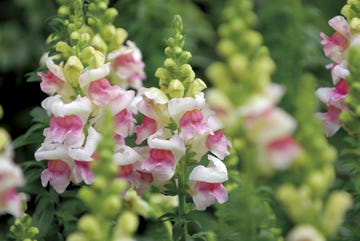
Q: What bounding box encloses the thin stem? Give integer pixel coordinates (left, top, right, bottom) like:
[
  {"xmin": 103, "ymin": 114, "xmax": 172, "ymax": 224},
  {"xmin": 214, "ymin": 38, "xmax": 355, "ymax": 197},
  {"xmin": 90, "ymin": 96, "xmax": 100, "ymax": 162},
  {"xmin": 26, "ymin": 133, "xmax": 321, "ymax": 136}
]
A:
[{"xmin": 176, "ymin": 156, "xmax": 188, "ymax": 241}]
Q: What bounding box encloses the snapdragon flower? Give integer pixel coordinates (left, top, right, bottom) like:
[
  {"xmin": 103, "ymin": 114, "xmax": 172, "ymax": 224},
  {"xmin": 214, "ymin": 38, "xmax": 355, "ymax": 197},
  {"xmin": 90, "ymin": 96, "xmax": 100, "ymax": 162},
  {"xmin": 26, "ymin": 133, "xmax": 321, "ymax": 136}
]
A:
[
  {"xmin": 0, "ymin": 131, "xmax": 25, "ymax": 217},
  {"xmin": 316, "ymin": 15, "xmax": 353, "ymax": 136}
]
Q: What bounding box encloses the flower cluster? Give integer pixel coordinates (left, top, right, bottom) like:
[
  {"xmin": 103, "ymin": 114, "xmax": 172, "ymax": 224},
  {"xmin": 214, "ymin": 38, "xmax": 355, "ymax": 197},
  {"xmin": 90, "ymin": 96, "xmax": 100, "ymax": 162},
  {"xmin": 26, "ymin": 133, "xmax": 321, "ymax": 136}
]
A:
[
  {"xmin": 236, "ymin": 84, "xmax": 302, "ymax": 176},
  {"xmin": 0, "ymin": 108, "xmax": 25, "ymax": 218},
  {"xmin": 34, "ymin": 0, "xmax": 145, "ymax": 193},
  {"xmin": 316, "ymin": 15, "xmax": 351, "ymax": 136},
  {"xmin": 206, "ymin": 0, "xmax": 302, "ymax": 176},
  {"xmin": 34, "ymin": 1, "xmax": 229, "ymax": 212}
]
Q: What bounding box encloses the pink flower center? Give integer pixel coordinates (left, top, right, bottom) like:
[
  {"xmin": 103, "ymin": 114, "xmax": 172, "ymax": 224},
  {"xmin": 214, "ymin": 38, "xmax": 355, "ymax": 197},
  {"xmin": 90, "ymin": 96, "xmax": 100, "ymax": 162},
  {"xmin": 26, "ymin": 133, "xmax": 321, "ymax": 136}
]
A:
[
  {"xmin": 335, "ymin": 79, "xmax": 349, "ymax": 95},
  {"xmin": 148, "ymin": 149, "xmax": 176, "ymax": 166},
  {"xmin": 195, "ymin": 181, "xmax": 222, "ymax": 191},
  {"xmin": 206, "ymin": 130, "xmax": 224, "ymax": 149},
  {"xmin": 179, "ymin": 109, "xmax": 204, "ymax": 128},
  {"xmin": 48, "ymin": 160, "xmax": 71, "ymax": 176}
]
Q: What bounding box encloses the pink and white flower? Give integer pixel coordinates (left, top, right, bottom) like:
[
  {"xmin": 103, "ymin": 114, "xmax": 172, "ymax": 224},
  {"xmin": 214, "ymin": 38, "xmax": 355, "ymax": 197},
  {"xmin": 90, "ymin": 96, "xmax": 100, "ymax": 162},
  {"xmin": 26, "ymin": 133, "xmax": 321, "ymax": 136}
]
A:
[
  {"xmin": 189, "ymin": 155, "xmax": 228, "ymax": 210},
  {"xmin": 108, "ymin": 40, "xmax": 146, "ymax": 89},
  {"xmin": 41, "ymin": 159, "xmax": 72, "ymax": 193},
  {"xmin": 38, "ymin": 59, "xmax": 65, "ymax": 95},
  {"xmin": 320, "ymin": 15, "xmax": 350, "ymax": 64},
  {"xmin": 316, "ymin": 105, "xmax": 343, "ymax": 137},
  {"xmin": 0, "ymin": 188, "xmax": 23, "ymax": 218}
]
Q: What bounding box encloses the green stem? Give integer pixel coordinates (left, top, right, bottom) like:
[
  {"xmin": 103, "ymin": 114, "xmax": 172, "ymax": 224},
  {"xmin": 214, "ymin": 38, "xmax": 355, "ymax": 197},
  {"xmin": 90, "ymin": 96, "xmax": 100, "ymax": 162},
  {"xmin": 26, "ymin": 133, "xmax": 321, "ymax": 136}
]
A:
[{"xmin": 177, "ymin": 156, "xmax": 188, "ymax": 241}]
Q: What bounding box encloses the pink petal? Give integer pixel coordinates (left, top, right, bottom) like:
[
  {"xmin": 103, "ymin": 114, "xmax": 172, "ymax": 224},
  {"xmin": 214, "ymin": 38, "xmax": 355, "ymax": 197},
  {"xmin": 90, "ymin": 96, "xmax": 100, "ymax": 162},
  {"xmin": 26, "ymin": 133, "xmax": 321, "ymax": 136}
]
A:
[{"xmin": 135, "ymin": 116, "xmax": 157, "ymax": 144}]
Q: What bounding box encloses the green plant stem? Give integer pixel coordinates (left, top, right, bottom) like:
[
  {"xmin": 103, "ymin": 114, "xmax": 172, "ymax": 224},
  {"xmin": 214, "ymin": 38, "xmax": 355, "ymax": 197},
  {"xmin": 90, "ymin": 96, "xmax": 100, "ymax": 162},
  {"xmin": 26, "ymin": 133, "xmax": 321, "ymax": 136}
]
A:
[{"xmin": 177, "ymin": 156, "xmax": 188, "ymax": 241}]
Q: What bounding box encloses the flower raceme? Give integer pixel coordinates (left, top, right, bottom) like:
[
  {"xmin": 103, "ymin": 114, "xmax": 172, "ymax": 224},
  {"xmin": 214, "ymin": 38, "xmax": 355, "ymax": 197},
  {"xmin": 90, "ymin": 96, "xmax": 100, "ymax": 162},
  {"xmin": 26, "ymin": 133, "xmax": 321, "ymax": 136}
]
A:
[
  {"xmin": 35, "ymin": 39, "xmax": 230, "ymax": 211},
  {"xmin": 316, "ymin": 15, "xmax": 352, "ymax": 136}
]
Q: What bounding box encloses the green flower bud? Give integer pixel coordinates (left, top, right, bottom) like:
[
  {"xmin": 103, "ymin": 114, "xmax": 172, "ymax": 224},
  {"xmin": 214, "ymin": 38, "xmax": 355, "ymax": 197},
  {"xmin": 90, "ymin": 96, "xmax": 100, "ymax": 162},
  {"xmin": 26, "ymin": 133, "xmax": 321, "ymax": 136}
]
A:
[
  {"xmin": 243, "ymin": 30, "xmax": 263, "ymax": 49},
  {"xmin": 321, "ymin": 191, "xmax": 352, "ymax": 237},
  {"xmin": 350, "ymin": 18, "xmax": 360, "ymax": 32},
  {"xmin": 70, "ymin": 31, "xmax": 80, "ymax": 41},
  {"xmin": 78, "ymin": 187, "xmax": 96, "ymax": 205},
  {"xmin": 78, "ymin": 214, "xmax": 101, "ymax": 239},
  {"xmin": 90, "ymin": 34, "xmax": 107, "ymax": 54},
  {"xmin": 111, "ymin": 179, "xmax": 127, "ymax": 193},
  {"xmin": 114, "ymin": 28, "xmax": 128, "ymax": 46},
  {"xmin": 155, "ymin": 67, "xmax": 169, "ymax": 80},
  {"xmin": 168, "ymin": 79, "xmax": 184, "ymax": 98},
  {"xmin": 217, "ymin": 38, "xmax": 237, "ymax": 58},
  {"xmin": 186, "ymin": 78, "xmax": 207, "ymax": 97},
  {"xmin": 89, "ymin": 50, "xmax": 105, "ymax": 69},
  {"xmin": 98, "ymin": 2, "xmax": 107, "ymax": 10},
  {"xmin": 57, "ymin": 6, "xmax": 69, "ymax": 15},
  {"xmin": 341, "ymin": 5, "xmax": 353, "ymax": 20},
  {"xmin": 105, "ymin": 8, "xmax": 118, "ymax": 22},
  {"xmin": 206, "ymin": 62, "xmax": 232, "ymax": 92},
  {"xmin": 64, "ymin": 56, "xmax": 83, "ymax": 85},
  {"xmin": 104, "ymin": 195, "xmax": 122, "ymax": 217},
  {"xmin": 55, "ymin": 41, "xmax": 72, "ymax": 55},
  {"xmin": 92, "ymin": 176, "xmax": 107, "ymax": 190},
  {"xmin": 66, "ymin": 232, "xmax": 88, "ymax": 241},
  {"xmin": 228, "ymin": 54, "xmax": 248, "ymax": 76},
  {"xmin": 164, "ymin": 58, "xmax": 176, "ymax": 68},
  {"xmin": 218, "ymin": 24, "xmax": 231, "ymax": 38},
  {"xmin": 28, "ymin": 227, "xmax": 39, "ymax": 237},
  {"xmin": 118, "ymin": 211, "xmax": 139, "ymax": 235},
  {"xmin": 0, "ymin": 128, "xmax": 10, "ymax": 151}
]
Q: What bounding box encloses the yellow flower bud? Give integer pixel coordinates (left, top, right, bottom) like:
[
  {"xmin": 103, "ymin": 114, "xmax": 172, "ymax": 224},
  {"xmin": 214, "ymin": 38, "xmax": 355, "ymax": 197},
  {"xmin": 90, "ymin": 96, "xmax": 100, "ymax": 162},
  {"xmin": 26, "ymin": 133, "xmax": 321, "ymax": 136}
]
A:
[
  {"xmin": 114, "ymin": 28, "xmax": 128, "ymax": 46},
  {"xmin": 111, "ymin": 179, "xmax": 127, "ymax": 193},
  {"xmin": 243, "ymin": 30, "xmax": 263, "ymax": 49},
  {"xmin": 66, "ymin": 233, "xmax": 88, "ymax": 241},
  {"xmin": 104, "ymin": 195, "xmax": 122, "ymax": 217},
  {"xmin": 164, "ymin": 58, "xmax": 176, "ymax": 68},
  {"xmin": 70, "ymin": 31, "xmax": 80, "ymax": 41},
  {"xmin": 78, "ymin": 214, "xmax": 101, "ymax": 240},
  {"xmin": 168, "ymin": 79, "xmax": 184, "ymax": 98},
  {"xmin": 185, "ymin": 78, "xmax": 207, "ymax": 97},
  {"xmin": 55, "ymin": 41, "xmax": 72, "ymax": 55},
  {"xmin": 89, "ymin": 50, "xmax": 105, "ymax": 69},
  {"xmin": 321, "ymin": 191, "xmax": 352, "ymax": 237},
  {"xmin": 217, "ymin": 38, "xmax": 237, "ymax": 58},
  {"xmin": 155, "ymin": 67, "xmax": 169, "ymax": 80},
  {"xmin": 57, "ymin": 6, "xmax": 69, "ymax": 15},
  {"xmin": 90, "ymin": 34, "xmax": 107, "ymax": 54},
  {"xmin": 98, "ymin": 2, "xmax": 107, "ymax": 10},
  {"xmin": 206, "ymin": 62, "xmax": 232, "ymax": 92},
  {"xmin": 118, "ymin": 211, "xmax": 139, "ymax": 235},
  {"xmin": 0, "ymin": 128, "xmax": 10, "ymax": 151},
  {"xmin": 228, "ymin": 53, "xmax": 248, "ymax": 76},
  {"xmin": 64, "ymin": 56, "xmax": 83, "ymax": 85},
  {"xmin": 350, "ymin": 18, "xmax": 360, "ymax": 32},
  {"xmin": 106, "ymin": 8, "xmax": 118, "ymax": 19}
]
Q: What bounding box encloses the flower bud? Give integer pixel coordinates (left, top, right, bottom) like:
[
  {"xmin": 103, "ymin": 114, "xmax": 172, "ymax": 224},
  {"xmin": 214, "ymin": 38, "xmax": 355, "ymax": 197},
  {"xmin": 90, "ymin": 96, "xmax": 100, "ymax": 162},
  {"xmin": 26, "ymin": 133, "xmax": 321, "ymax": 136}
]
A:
[
  {"xmin": 78, "ymin": 214, "xmax": 101, "ymax": 239},
  {"xmin": 206, "ymin": 62, "xmax": 232, "ymax": 92},
  {"xmin": 155, "ymin": 67, "xmax": 169, "ymax": 80},
  {"xmin": 58, "ymin": 6, "xmax": 69, "ymax": 15},
  {"xmin": 118, "ymin": 211, "xmax": 139, "ymax": 235},
  {"xmin": 228, "ymin": 54, "xmax": 248, "ymax": 76},
  {"xmin": 70, "ymin": 31, "xmax": 80, "ymax": 41},
  {"xmin": 286, "ymin": 225, "xmax": 325, "ymax": 241},
  {"xmin": 64, "ymin": 56, "xmax": 83, "ymax": 85},
  {"xmin": 105, "ymin": 8, "xmax": 118, "ymax": 22},
  {"xmin": 0, "ymin": 128, "xmax": 10, "ymax": 150},
  {"xmin": 103, "ymin": 195, "xmax": 122, "ymax": 217},
  {"xmin": 186, "ymin": 78, "xmax": 207, "ymax": 97},
  {"xmin": 164, "ymin": 58, "xmax": 176, "ymax": 68},
  {"xmin": 350, "ymin": 18, "xmax": 360, "ymax": 32},
  {"xmin": 89, "ymin": 50, "xmax": 105, "ymax": 69},
  {"xmin": 243, "ymin": 30, "xmax": 262, "ymax": 49},
  {"xmin": 55, "ymin": 41, "xmax": 72, "ymax": 55},
  {"xmin": 111, "ymin": 179, "xmax": 127, "ymax": 193},
  {"xmin": 321, "ymin": 191, "xmax": 352, "ymax": 237},
  {"xmin": 114, "ymin": 28, "xmax": 128, "ymax": 46},
  {"xmin": 217, "ymin": 38, "xmax": 237, "ymax": 58},
  {"xmin": 168, "ymin": 79, "xmax": 184, "ymax": 98},
  {"xmin": 90, "ymin": 34, "xmax": 107, "ymax": 54},
  {"xmin": 66, "ymin": 233, "xmax": 88, "ymax": 241}
]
